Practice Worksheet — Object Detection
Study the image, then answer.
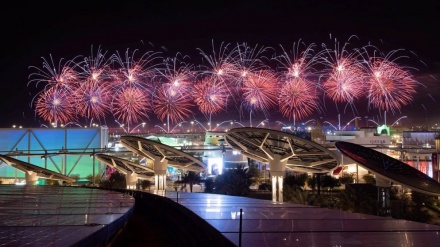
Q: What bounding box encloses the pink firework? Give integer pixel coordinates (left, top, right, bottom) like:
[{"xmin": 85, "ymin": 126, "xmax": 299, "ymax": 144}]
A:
[
  {"xmin": 79, "ymin": 45, "xmax": 112, "ymax": 84},
  {"xmin": 74, "ymin": 80, "xmax": 112, "ymax": 120},
  {"xmin": 111, "ymin": 48, "xmax": 160, "ymax": 90},
  {"xmin": 274, "ymin": 41, "xmax": 318, "ymax": 79},
  {"xmin": 158, "ymin": 55, "xmax": 195, "ymax": 96},
  {"xmin": 153, "ymin": 84, "xmax": 194, "ymax": 124},
  {"xmin": 28, "ymin": 55, "xmax": 80, "ymax": 91},
  {"xmin": 197, "ymin": 41, "xmax": 239, "ymax": 83},
  {"xmin": 193, "ymin": 78, "xmax": 228, "ymax": 116},
  {"xmin": 35, "ymin": 87, "xmax": 76, "ymax": 124},
  {"xmin": 112, "ymin": 87, "xmax": 151, "ymax": 124},
  {"xmin": 367, "ymin": 59, "xmax": 417, "ymax": 112},
  {"xmin": 278, "ymin": 77, "xmax": 320, "ymax": 120},
  {"xmin": 242, "ymin": 70, "xmax": 278, "ymax": 113},
  {"xmin": 322, "ymin": 58, "xmax": 366, "ymax": 103}
]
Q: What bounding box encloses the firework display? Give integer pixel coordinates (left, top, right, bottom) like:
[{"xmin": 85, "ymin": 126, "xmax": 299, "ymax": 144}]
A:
[{"xmin": 28, "ymin": 38, "xmax": 423, "ymax": 130}]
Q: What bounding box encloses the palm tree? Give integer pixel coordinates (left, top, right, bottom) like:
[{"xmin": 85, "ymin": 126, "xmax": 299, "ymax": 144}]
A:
[
  {"xmin": 213, "ymin": 166, "xmax": 252, "ymax": 196},
  {"xmin": 180, "ymin": 171, "xmax": 201, "ymax": 192}
]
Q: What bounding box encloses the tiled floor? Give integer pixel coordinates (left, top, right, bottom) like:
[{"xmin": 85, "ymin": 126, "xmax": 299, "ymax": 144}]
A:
[
  {"xmin": 162, "ymin": 192, "xmax": 440, "ymax": 247},
  {"xmin": 0, "ymin": 185, "xmax": 134, "ymax": 247}
]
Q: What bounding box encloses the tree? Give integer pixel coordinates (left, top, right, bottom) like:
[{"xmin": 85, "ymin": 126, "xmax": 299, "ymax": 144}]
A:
[
  {"xmin": 284, "ymin": 173, "xmax": 308, "ymax": 189},
  {"xmin": 211, "ymin": 166, "xmax": 252, "ymax": 196},
  {"xmin": 138, "ymin": 180, "xmax": 152, "ymax": 190},
  {"xmin": 180, "ymin": 171, "xmax": 201, "ymax": 192},
  {"xmin": 67, "ymin": 174, "xmax": 80, "ymax": 185},
  {"xmin": 99, "ymin": 171, "xmax": 126, "ymax": 189},
  {"xmin": 86, "ymin": 174, "xmax": 101, "ymax": 186},
  {"xmin": 320, "ymin": 174, "xmax": 340, "ymax": 190},
  {"xmin": 204, "ymin": 177, "xmax": 215, "ymax": 193},
  {"xmin": 284, "ymin": 186, "xmax": 316, "ymax": 205},
  {"xmin": 362, "ymin": 174, "xmax": 376, "ymax": 184},
  {"xmin": 339, "ymin": 172, "xmax": 355, "ymax": 185}
]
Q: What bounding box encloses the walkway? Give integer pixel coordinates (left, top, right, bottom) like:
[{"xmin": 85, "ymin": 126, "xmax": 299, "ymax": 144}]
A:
[
  {"xmin": 161, "ymin": 191, "xmax": 440, "ymax": 247},
  {"xmin": 0, "ymin": 185, "xmax": 134, "ymax": 247}
]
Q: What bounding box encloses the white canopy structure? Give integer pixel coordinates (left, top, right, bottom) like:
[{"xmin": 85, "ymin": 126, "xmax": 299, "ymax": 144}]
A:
[
  {"xmin": 225, "ymin": 128, "xmax": 338, "ymax": 202},
  {"xmin": 120, "ymin": 136, "xmax": 206, "ymax": 191}
]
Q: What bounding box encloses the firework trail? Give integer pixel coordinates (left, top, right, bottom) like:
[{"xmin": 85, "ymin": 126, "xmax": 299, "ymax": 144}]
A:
[
  {"xmin": 234, "ymin": 42, "xmax": 271, "ymax": 83},
  {"xmin": 197, "ymin": 41, "xmax": 239, "ymax": 81},
  {"xmin": 28, "ymin": 54, "xmax": 81, "ymax": 92},
  {"xmin": 78, "ymin": 45, "xmax": 112, "ymax": 83},
  {"xmin": 274, "ymin": 40, "xmax": 318, "ymax": 80},
  {"xmin": 111, "ymin": 48, "xmax": 161, "ymax": 90},
  {"xmin": 156, "ymin": 53, "xmax": 195, "ymax": 96}
]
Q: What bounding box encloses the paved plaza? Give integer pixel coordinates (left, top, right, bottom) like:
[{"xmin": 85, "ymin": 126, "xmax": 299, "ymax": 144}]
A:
[
  {"xmin": 0, "ymin": 185, "xmax": 134, "ymax": 247},
  {"xmin": 162, "ymin": 191, "xmax": 440, "ymax": 247}
]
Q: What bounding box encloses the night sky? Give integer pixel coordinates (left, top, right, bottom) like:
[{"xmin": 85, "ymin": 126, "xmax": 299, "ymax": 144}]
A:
[{"xmin": 1, "ymin": 0, "xmax": 439, "ymax": 128}]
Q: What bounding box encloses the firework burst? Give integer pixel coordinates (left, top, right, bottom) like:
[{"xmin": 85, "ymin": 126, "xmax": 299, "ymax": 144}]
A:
[
  {"xmin": 111, "ymin": 48, "xmax": 161, "ymax": 90},
  {"xmin": 278, "ymin": 77, "xmax": 320, "ymax": 121},
  {"xmin": 28, "ymin": 55, "xmax": 81, "ymax": 91},
  {"xmin": 74, "ymin": 80, "xmax": 112, "ymax": 120},
  {"xmin": 156, "ymin": 53, "xmax": 195, "ymax": 96},
  {"xmin": 193, "ymin": 78, "xmax": 228, "ymax": 116},
  {"xmin": 112, "ymin": 87, "xmax": 151, "ymax": 124},
  {"xmin": 366, "ymin": 58, "xmax": 418, "ymax": 113},
  {"xmin": 197, "ymin": 41, "xmax": 239, "ymax": 82},
  {"xmin": 322, "ymin": 58, "xmax": 366, "ymax": 103},
  {"xmin": 234, "ymin": 43, "xmax": 271, "ymax": 83},
  {"xmin": 241, "ymin": 70, "xmax": 278, "ymax": 115},
  {"xmin": 274, "ymin": 40, "xmax": 318, "ymax": 80},
  {"xmin": 35, "ymin": 87, "xmax": 76, "ymax": 124},
  {"xmin": 153, "ymin": 84, "xmax": 194, "ymax": 125},
  {"xmin": 79, "ymin": 45, "xmax": 112, "ymax": 83},
  {"xmin": 320, "ymin": 36, "xmax": 367, "ymax": 103}
]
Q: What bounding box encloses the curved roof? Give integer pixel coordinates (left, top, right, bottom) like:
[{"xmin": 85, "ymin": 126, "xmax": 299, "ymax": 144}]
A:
[
  {"xmin": 225, "ymin": 128, "xmax": 338, "ymax": 173},
  {"xmin": 120, "ymin": 135, "xmax": 206, "ymax": 172},
  {"xmin": 335, "ymin": 141, "xmax": 440, "ymax": 196},
  {"xmin": 0, "ymin": 154, "xmax": 75, "ymax": 182},
  {"xmin": 95, "ymin": 154, "xmax": 154, "ymax": 180}
]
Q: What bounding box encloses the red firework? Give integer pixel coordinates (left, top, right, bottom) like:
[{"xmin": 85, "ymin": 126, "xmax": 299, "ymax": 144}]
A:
[
  {"xmin": 275, "ymin": 41, "xmax": 318, "ymax": 80},
  {"xmin": 159, "ymin": 55, "xmax": 195, "ymax": 96},
  {"xmin": 112, "ymin": 87, "xmax": 150, "ymax": 124},
  {"xmin": 28, "ymin": 55, "xmax": 80, "ymax": 91},
  {"xmin": 278, "ymin": 77, "xmax": 320, "ymax": 120},
  {"xmin": 193, "ymin": 78, "xmax": 228, "ymax": 116},
  {"xmin": 242, "ymin": 70, "xmax": 278, "ymax": 112},
  {"xmin": 74, "ymin": 80, "xmax": 112, "ymax": 120},
  {"xmin": 322, "ymin": 58, "xmax": 366, "ymax": 103},
  {"xmin": 35, "ymin": 87, "xmax": 76, "ymax": 124},
  {"xmin": 367, "ymin": 59, "xmax": 417, "ymax": 112},
  {"xmin": 153, "ymin": 84, "xmax": 193, "ymax": 124},
  {"xmin": 111, "ymin": 48, "xmax": 159, "ymax": 90}
]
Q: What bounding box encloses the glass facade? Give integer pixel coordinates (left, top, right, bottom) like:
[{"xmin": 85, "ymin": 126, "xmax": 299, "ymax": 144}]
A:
[{"xmin": 0, "ymin": 127, "xmax": 108, "ymax": 180}]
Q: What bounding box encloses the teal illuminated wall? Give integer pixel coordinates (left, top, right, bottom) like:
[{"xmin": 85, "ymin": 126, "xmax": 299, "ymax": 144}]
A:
[{"xmin": 0, "ymin": 127, "xmax": 108, "ymax": 179}]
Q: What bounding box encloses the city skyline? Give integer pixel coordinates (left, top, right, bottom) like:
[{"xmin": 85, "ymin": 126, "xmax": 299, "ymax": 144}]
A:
[{"xmin": 1, "ymin": 0, "xmax": 439, "ymax": 128}]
